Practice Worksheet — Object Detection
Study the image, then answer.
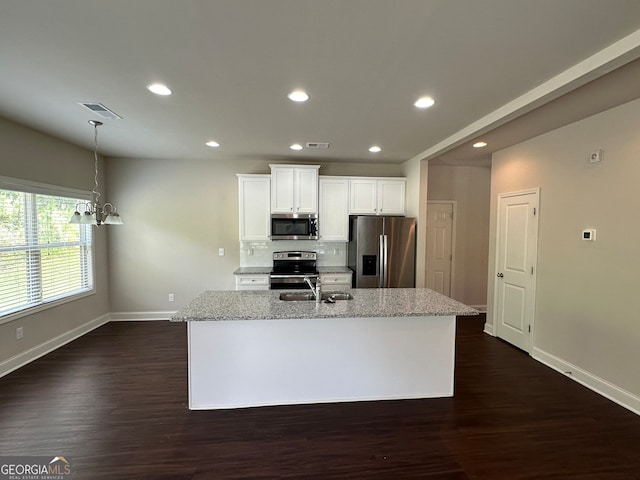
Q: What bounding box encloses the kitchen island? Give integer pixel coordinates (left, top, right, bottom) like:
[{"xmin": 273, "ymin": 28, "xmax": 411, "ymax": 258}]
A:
[{"xmin": 172, "ymin": 288, "xmax": 477, "ymax": 410}]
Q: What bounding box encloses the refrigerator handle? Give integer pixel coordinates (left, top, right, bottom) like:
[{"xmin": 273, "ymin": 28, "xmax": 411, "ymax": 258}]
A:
[
  {"xmin": 382, "ymin": 234, "xmax": 388, "ymax": 287},
  {"xmin": 378, "ymin": 234, "xmax": 384, "ymax": 288}
]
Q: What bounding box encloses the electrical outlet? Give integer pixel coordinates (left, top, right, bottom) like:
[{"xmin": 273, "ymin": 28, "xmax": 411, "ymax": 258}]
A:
[
  {"xmin": 168, "ymin": 293, "xmax": 175, "ymax": 302},
  {"xmin": 16, "ymin": 327, "xmax": 24, "ymax": 340},
  {"xmin": 218, "ymin": 247, "xmax": 225, "ymax": 256}
]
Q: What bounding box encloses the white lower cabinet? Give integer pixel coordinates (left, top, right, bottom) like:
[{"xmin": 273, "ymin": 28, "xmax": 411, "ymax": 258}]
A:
[
  {"xmin": 319, "ymin": 272, "xmax": 352, "ymax": 291},
  {"xmin": 235, "ymin": 274, "xmax": 270, "ymax": 291}
]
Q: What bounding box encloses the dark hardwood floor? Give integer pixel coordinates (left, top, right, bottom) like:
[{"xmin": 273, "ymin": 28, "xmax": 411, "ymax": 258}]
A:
[{"xmin": 1, "ymin": 315, "xmax": 639, "ymax": 479}]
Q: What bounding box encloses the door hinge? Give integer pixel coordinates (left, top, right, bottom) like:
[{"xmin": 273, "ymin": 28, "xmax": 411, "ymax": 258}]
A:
[
  {"xmin": 528, "ymin": 325, "xmax": 531, "ymax": 333},
  {"xmin": 533, "ymin": 207, "xmax": 537, "ymax": 215},
  {"xmin": 531, "ymin": 266, "xmax": 534, "ymax": 274}
]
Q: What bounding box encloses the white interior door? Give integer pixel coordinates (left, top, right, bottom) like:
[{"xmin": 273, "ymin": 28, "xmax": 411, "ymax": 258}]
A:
[
  {"xmin": 495, "ymin": 189, "xmax": 539, "ymax": 352},
  {"xmin": 426, "ymin": 201, "xmax": 455, "ymax": 297}
]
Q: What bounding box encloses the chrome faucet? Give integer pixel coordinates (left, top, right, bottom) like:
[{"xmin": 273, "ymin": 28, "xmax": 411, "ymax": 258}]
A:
[{"xmin": 304, "ymin": 276, "xmax": 321, "ymax": 304}]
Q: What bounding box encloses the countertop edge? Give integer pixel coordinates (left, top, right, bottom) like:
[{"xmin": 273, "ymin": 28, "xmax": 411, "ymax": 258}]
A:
[{"xmin": 171, "ymin": 289, "xmax": 478, "ymax": 322}]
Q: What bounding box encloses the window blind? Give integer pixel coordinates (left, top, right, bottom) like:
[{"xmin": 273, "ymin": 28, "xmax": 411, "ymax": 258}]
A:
[{"xmin": 0, "ymin": 187, "xmax": 94, "ymax": 318}]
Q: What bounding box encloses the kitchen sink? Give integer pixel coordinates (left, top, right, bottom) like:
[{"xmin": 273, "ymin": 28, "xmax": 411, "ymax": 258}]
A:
[
  {"xmin": 279, "ymin": 292, "xmax": 353, "ymax": 302},
  {"xmin": 323, "ymin": 292, "xmax": 353, "ymax": 301},
  {"xmin": 279, "ymin": 292, "xmax": 315, "ymax": 301}
]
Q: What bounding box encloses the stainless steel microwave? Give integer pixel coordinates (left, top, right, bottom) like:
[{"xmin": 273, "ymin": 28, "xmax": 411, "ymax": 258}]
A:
[{"xmin": 271, "ymin": 213, "xmax": 318, "ymax": 240}]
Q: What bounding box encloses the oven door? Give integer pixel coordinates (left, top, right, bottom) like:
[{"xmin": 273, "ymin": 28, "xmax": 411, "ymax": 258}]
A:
[{"xmin": 269, "ymin": 273, "xmax": 318, "ymax": 290}]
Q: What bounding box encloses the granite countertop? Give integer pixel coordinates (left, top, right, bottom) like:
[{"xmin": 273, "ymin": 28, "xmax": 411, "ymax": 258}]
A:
[
  {"xmin": 233, "ymin": 267, "xmax": 271, "ymax": 275},
  {"xmin": 317, "ymin": 266, "xmax": 353, "ymax": 274},
  {"xmin": 171, "ymin": 288, "xmax": 477, "ymax": 322}
]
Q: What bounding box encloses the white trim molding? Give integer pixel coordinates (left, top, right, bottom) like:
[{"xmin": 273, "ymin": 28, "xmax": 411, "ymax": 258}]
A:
[
  {"xmin": 409, "ymin": 29, "xmax": 640, "ymax": 164},
  {"xmin": 0, "ymin": 313, "xmax": 110, "ymax": 379},
  {"xmin": 110, "ymin": 311, "xmax": 176, "ymax": 321},
  {"xmin": 533, "ymin": 347, "xmax": 640, "ymax": 416},
  {"xmin": 483, "ymin": 322, "xmax": 495, "ymax": 336}
]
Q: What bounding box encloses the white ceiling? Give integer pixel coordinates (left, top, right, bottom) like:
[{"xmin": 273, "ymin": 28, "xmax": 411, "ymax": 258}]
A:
[{"xmin": 1, "ymin": 0, "xmax": 640, "ymax": 164}]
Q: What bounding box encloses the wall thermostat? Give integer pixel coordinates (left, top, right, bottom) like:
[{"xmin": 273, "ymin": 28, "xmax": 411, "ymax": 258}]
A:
[{"xmin": 582, "ymin": 229, "xmax": 596, "ymax": 241}]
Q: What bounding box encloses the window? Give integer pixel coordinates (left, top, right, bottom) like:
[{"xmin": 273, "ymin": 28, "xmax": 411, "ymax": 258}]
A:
[{"xmin": 0, "ymin": 178, "xmax": 94, "ymax": 319}]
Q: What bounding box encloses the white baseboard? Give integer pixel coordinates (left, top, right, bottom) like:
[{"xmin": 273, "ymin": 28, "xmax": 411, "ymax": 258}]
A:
[
  {"xmin": 0, "ymin": 313, "xmax": 110, "ymax": 379},
  {"xmin": 532, "ymin": 347, "xmax": 640, "ymax": 416},
  {"xmin": 483, "ymin": 322, "xmax": 495, "ymax": 336},
  {"xmin": 110, "ymin": 311, "xmax": 176, "ymax": 321}
]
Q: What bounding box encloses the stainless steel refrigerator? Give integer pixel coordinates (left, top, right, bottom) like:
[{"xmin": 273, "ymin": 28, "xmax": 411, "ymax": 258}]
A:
[{"xmin": 348, "ymin": 215, "xmax": 416, "ymax": 288}]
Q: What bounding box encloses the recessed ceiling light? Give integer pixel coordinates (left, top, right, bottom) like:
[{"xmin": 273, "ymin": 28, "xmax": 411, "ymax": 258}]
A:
[
  {"xmin": 288, "ymin": 90, "xmax": 309, "ymax": 102},
  {"xmin": 473, "ymin": 141, "xmax": 488, "ymax": 148},
  {"xmin": 414, "ymin": 96, "xmax": 435, "ymax": 109},
  {"xmin": 147, "ymin": 83, "xmax": 172, "ymax": 96},
  {"xmin": 369, "ymin": 146, "xmax": 382, "ymax": 153},
  {"xmin": 290, "ymin": 143, "xmax": 303, "ymax": 151},
  {"xmin": 206, "ymin": 141, "xmax": 220, "ymax": 148}
]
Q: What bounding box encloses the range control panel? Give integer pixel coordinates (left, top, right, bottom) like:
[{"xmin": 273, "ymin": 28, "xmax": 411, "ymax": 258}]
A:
[{"xmin": 273, "ymin": 251, "xmax": 317, "ymax": 261}]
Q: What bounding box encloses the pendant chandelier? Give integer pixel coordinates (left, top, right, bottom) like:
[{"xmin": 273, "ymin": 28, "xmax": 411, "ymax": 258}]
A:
[{"xmin": 69, "ymin": 120, "xmax": 123, "ymax": 226}]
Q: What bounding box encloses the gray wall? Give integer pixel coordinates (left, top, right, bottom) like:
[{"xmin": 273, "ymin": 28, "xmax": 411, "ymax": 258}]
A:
[
  {"xmin": 427, "ymin": 164, "xmax": 491, "ymax": 307},
  {"xmin": 401, "ymin": 157, "xmax": 428, "ymax": 287},
  {"xmin": 106, "ymin": 157, "xmax": 404, "ymax": 313},
  {"xmin": 0, "ymin": 117, "xmax": 110, "ymax": 369},
  {"xmin": 487, "ymin": 97, "xmax": 640, "ymax": 400}
]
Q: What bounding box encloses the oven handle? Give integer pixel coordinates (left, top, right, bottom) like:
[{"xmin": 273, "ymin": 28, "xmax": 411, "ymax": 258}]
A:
[{"xmin": 269, "ymin": 274, "xmax": 318, "ymax": 279}]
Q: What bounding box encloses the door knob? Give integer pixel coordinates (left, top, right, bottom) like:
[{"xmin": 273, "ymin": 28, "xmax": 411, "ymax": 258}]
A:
[{"xmin": 497, "ymin": 273, "xmax": 504, "ymax": 278}]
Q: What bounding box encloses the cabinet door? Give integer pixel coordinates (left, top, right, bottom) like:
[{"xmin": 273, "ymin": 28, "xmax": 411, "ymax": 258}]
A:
[
  {"xmin": 319, "ymin": 177, "xmax": 349, "ymax": 241},
  {"xmin": 295, "ymin": 168, "xmax": 319, "ymax": 214},
  {"xmin": 319, "ymin": 273, "xmax": 352, "ymax": 291},
  {"xmin": 378, "ymin": 179, "xmax": 406, "ymax": 215},
  {"xmin": 235, "ymin": 274, "xmax": 270, "ymax": 291},
  {"xmin": 270, "ymin": 167, "xmax": 295, "ymax": 213},
  {"xmin": 238, "ymin": 175, "xmax": 271, "ymax": 241},
  {"xmin": 349, "ymin": 179, "xmax": 378, "ymax": 214}
]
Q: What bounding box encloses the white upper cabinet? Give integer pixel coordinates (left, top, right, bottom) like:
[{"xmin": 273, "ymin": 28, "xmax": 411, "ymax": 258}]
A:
[
  {"xmin": 237, "ymin": 174, "xmax": 271, "ymax": 241},
  {"xmin": 295, "ymin": 167, "xmax": 319, "ymax": 213},
  {"xmin": 319, "ymin": 176, "xmax": 350, "ymax": 241},
  {"xmin": 270, "ymin": 165, "xmax": 320, "ymax": 214},
  {"xmin": 349, "ymin": 177, "xmax": 406, "ymax": 215},
  {"xmin": 377, "ymin": 178, "xmax": 406, "ymax": 215},
  {"xmin": 349, "ymin": 178, "xmax": 378, "ymax": 214}
]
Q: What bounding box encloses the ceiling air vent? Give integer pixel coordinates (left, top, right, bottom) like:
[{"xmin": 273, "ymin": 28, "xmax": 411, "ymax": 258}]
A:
[
  {"xmin": 305, "ymin": 142, "xmax": 330, "ymax": 149},
  {"xmin": 78, "ymin": 102, "xmax": 122, "ymax": 120}
]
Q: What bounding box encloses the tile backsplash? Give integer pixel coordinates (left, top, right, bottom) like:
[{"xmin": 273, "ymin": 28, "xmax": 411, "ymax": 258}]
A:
[{"xmin": 240, "ymin": 241, "xmax": 347, "ymax": 267}]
